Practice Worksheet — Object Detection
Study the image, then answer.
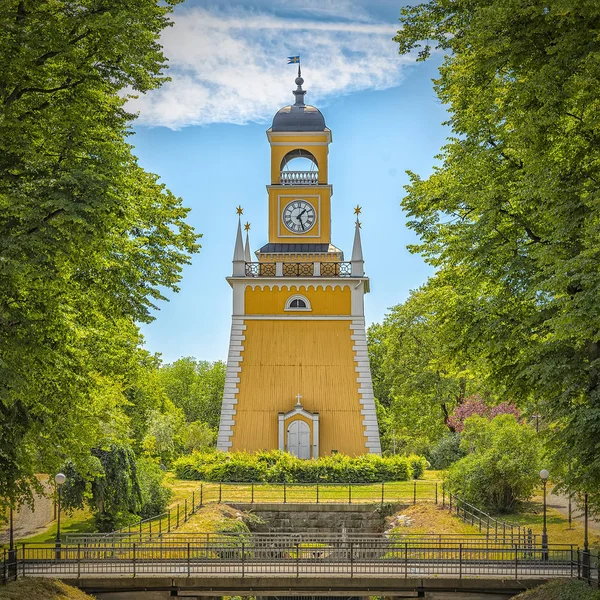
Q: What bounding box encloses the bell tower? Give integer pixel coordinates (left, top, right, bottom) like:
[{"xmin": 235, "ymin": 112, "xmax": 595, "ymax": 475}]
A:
[{"xmin": 217, "ymin": 69, "xmax": 381, "ymax": 457}]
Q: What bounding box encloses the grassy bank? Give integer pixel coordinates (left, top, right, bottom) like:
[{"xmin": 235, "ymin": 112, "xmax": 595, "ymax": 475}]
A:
[
  {"xmin": 0, "ymin": 578, "xmax": 95, "ymax": 600},
  {"xmin": 513, "ymin": 580, "xmax": 600, "ymax": 599}
]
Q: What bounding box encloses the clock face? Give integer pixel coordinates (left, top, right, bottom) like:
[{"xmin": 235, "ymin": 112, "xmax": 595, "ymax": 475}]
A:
[{"xmin": 282, "ymin": 200, "xmax": 316, "ymax": 234}]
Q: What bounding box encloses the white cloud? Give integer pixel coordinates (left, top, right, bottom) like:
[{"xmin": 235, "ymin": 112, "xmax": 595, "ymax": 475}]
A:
[{"xmin": 129, "ymin": 4, "xmax": 410, "ymax": 129}]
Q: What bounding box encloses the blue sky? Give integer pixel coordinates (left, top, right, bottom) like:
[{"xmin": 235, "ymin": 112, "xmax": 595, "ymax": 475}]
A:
[{"xmin": 132, "ymin": 0, "xmax": 448, "ymax": 364}]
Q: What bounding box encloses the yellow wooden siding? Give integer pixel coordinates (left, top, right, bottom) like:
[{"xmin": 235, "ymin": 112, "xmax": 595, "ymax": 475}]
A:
[
  {"xmin": 245, "ymin": 285, "xmax": 351, "ymax": 315},
  {"xmin": 229, "ymin": 320, "xmax": 367, "ymax": 456}
]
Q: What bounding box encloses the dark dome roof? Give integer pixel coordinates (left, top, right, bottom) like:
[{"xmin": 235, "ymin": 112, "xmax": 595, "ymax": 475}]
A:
[{"xmin": 272, "ymin": 105, "xmax": 326, "ymax": 132}]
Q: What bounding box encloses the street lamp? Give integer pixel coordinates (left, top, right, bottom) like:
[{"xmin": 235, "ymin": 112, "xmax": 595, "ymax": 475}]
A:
[
  {"xmin": 583, "ymin": 492, "xmax": 590, "ymax": 580},
  {"xmin": 7, "ymin": 505, "xmax": 16, "ymax": 579},
  {"xmin": 54, "ymin": 473, "xmax": 66, "ymax": 560},
  {"xmin": 539, "ymin": 469, "xmax": 549, "ymax": 561}
]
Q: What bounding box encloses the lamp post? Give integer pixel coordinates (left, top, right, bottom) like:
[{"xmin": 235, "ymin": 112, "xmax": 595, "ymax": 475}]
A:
[
  {"xmin": 54, "ymin": 473, "xmax": 66, "ymax": 560},
  {"xmin": 539, "ymin": 469, "xmax": 549, "ymax": 561},
  {"xmin": 7, "ymin": 505, "xmax": 16, "ymax": 579},
  {"xmin": 583, "ymin": 492, "xmax": 590, "ymax": 580}
]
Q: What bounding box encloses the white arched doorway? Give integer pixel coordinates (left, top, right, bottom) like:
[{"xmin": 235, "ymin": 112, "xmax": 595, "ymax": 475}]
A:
[{"xmin": 287, "ymin": 420, "xmax": 311, "ymax": 459}]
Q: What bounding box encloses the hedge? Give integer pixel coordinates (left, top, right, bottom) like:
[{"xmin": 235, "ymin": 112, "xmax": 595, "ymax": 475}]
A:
[{"xmin": 173, "ymin": 450, "xmax": 428, "ymax": 483}]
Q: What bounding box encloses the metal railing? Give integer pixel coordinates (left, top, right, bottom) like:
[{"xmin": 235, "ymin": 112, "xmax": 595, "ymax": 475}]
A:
[
  {"xmin": 245, "ymin": 261, "xmax": 352, "ymax": 277},
  {"xmin": 61, "ymin": 481, "xmax": 439, "ymax": 545},
  {"xmin": 280, "ymin": 171, "xmax": 318, "ymax": 185},
  {"xmin": 186, "ymin": 480, "xmax": 440, "ymax": 506},
  {"xmin": 444, "ymin": 490, "xmax": 529, "ymax": 544},
  {"xmin": 63, "ymin": 531, "xmax": 544, "ymax": 551},
  {"xmin": 3, "ymin": 539, "xmax": 597, "ymax": 583}
]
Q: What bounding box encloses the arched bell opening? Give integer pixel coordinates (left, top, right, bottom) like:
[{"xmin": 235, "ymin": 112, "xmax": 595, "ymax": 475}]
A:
[{"xmin": 280, "ymin": 149, "xmax": 318, "ymax": 185}]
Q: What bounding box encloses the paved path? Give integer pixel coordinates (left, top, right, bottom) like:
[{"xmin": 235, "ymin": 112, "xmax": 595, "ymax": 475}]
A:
[
  {"xmin": 0, "ymin": 480, "xmax": 54, "ymax": 544},
  {"xmin": 548, "ymin": 491, "xmax": 600, "ymax": 532}
]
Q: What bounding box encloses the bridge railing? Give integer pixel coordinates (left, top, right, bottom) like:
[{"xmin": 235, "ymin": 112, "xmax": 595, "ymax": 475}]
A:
[
  {"xmin": 3, "ymin": 540, "xmax": 597, "ymax": 583},
  {"xmin": 61, "ymin": 531, "xmax": 542, "ymax": 551}
]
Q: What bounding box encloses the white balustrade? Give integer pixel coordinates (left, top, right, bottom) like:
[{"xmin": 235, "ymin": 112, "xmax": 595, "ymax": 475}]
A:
[{"xmin": 280, "ymin": 171, "xmax": 319, "ymax": 185}]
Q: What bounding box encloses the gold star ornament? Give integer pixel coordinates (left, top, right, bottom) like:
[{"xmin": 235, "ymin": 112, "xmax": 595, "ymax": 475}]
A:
[
  {"xmin": 354, "ymin": 205, "xmax": 362, "ymax": 216},
  {"xmin": 356, "ymin": 220, "xmax": 362, "ymax": 229},
  {"xmin": 244, "ymin": 222, "xmax": 251, "ymax": 231},
  {"xmin": 236, "ymin": 205, "xmax": 244, "ymax": 216}
]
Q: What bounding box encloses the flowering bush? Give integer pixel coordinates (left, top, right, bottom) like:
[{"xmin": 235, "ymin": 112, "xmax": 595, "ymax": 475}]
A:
[{"xmin": 447, "ymin": 395, "xmax": 520, "ymax": 432}]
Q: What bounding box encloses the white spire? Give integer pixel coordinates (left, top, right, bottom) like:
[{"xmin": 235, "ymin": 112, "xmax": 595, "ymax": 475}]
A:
[
  {"xmin": 351, "ymin": 218, "xmax": 364, "ymax": 276},
  {"xmin": 244, "ymin": 223, "xmax": 252, "ymax": 263},
  {"xmin": 232, "ymin": 207, "xmax": 245, "ymax": 276}
]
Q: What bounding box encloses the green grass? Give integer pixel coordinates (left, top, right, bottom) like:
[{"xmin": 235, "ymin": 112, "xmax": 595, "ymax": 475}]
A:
[
  {"xmin": 490, "ymin": 496, "xmax": 600, "ymax": 549},
  {"xmin": 512, "ymin": 580, "xmax": 600, "ymax": 599},
  {"xmin": 191, "ymin": 479, "xmax": 440, "ymax": 504},
  {"xmin": 0, "ymin": 578, "xmax": 96, "ymax": 600}
]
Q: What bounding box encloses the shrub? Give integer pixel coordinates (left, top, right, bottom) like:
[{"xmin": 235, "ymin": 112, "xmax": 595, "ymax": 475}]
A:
[
  {"xmin": 446, "ymin": 415, "xmax": 540, "ymax": 512},
  {"xmin": 181, "ymin": 421, "xmax": 216, "ymax": 453},
  {"xmin": 173, "ymin": 450, "xmax": 425, "ymax": 483},
  {"xmin": 447, "ymin": 395, "xmax": 521, "ymax": 432},
  {"xmin": 406, "ymin": 454, "xmax": 428, "ymax": 479},
  {"xmin": 137, "ymin": 458, "xmax": 172, "ymax": 519},
  {"xmin": 428, "ymin": 433, "xmax": 465, "ymax": 469}
]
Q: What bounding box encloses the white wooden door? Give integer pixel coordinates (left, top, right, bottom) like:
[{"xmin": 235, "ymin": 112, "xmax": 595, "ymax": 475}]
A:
[{"xmin": 287, "ymin": 420, "xmax": 311, "ymax": 459}]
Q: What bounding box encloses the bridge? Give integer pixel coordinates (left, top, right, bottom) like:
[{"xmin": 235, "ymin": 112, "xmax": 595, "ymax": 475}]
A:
[{"xmin": 3, "ymin": 535, "xmax": 598, "ymax": 596}]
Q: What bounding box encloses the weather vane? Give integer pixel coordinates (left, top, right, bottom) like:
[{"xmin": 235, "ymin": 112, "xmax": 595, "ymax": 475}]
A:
[{"xmin": 236, "ymin": 205, "xmax": 244, "ymax": 216}]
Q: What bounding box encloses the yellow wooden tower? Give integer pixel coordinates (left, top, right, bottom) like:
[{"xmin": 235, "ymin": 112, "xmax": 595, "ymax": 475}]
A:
[{"xmin": 217, "ymin": 68, "xmax": 381, "ymax": 457}]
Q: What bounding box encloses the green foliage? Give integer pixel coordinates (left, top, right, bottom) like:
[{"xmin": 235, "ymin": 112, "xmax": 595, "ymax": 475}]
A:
[
  {"xmin": 0, "ymin": 0, "xmax": 199, "ymax": 512},
  {"xmin": 141, "ymin": 408, "xmax": 185, "ymax": 467},
  {"xmin": 367, "ymin": 290, "xmax": 496, "ymax": 454},
  {"xmin": 446, "ymin": 416, "xmax": 541, "ymax": 512},
  {"xmin": 62, "ymin": 445, "xmax": 172, "ymax": 530},
  {"xmin": 406, "ymin": 454, "xmax": 428, "ymax": 480},
  {"xmin": 158, "ymin": 358, "xmax": 226, "ymax": 429},
  {"xmin": 513, "ymin": 579, "xmax": 600, "ymax": 600},
  {"xmin": 62, "ymin": 444, "xmax": 141, "ymax": 532},
  {"xmin": 181, "ymin": 421, "xmax": 217, "ymax": 454},
  {"xmin": 173, "ymin": 450, "xmax": 425, "ymax": 483},
  {"xmin": 428, "ymin": 433, "xmax": 465, "ymax": 470},
  {"xmin": 394, "ymin": 0, "xmax": 600, "ymax": 505},
  {"xmin": 137, "ymin": 458, "xmax": 172, "ymax": 520}
]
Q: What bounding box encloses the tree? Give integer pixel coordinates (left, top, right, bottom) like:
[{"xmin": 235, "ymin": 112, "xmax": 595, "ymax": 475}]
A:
[
  {"xmin": 367, "ymin": 289, "xmax": 484, "ymax": 452},
  {"xmin": 447, "ymin": 415, "xmax": 541, "ymax": 512},
  {"xmin": 394, "ymin": 1, "xmax": 600, "ymax": 502},
  {"xmin": 447, "ymin": 395, "xmax": 520, "ymax": 433},
  {"xmin": 142, "ymin": 408, "xmax": 185, "ymax": 466},
  {"xmin": 180, "ymin": 421, "xmax": 216, "ymax": 454},
  {"xmin": 158, "ymin": 358, "xmax": 226, "ymax": 429},
  {"xmin": 62, "ymin": 444, "xmax": 142, "ymax": 532},
  {"xmin": 0, "ymin": 0, "xmax": 199, "ymax": 514}
]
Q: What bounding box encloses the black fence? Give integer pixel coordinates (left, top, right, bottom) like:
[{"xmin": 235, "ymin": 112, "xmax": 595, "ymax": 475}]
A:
[
  {"xmin": 3, "ymin": 539, "xmax": 598, "ymax": 583},
  {"xmin": 64, "ymin": 481, "xmax": 441, "ymax": 545}
]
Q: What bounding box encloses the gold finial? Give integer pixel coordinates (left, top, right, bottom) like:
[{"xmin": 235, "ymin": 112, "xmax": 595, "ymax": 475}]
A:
[
  {"xmin": 356, "ymin": 220, "xmax": 362, "ymax": 229},
  {"xmin": 354, "ymin": 205, "xmax": 362, "ymax": 216},
  {"xmin": 236, "ymin": 205, "xmax": 244, "ymax": 216},
  {"xmin": 244, "ymin": 221, "xmax": 251, "ymax": 231}
]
